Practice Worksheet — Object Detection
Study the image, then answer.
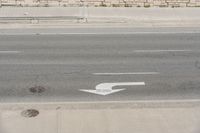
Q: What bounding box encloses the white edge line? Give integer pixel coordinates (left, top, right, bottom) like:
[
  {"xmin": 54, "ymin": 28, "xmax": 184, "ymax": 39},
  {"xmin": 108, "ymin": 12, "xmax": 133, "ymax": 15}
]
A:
[
  {"xmin": 1, "ymin": 99, "xmax": 200, "ymax": 105},
  {"xmin": 1, "ymin": 31, "xmax": 200, "ymax": 35}
]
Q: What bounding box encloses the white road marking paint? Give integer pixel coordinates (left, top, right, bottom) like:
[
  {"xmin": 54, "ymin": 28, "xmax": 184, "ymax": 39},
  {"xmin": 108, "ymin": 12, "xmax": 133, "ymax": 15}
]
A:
[
  {"xmin": 0, "ymin": 51, "xmax": 21, "ymax": 53},
  {"xmin": 133, "ymin": 50, "xmax": 192, "ymax": 53},
  {"xmin": 80, "ymin": 82, "xmax": 145, "ymax": 96},
  {"xmin": 93, "ymin": 72, "xmax": 159, "ymax": 75},
  {"xmin": 1, "ymin": 31, "xmax": 200, "ymax": 35}
]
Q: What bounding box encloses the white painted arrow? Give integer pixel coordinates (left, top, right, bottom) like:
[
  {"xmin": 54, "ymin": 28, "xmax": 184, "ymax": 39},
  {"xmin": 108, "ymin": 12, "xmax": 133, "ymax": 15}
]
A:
[{"xmin": 80, "ymin": 82, "xmax": 145, "ymax": 96}]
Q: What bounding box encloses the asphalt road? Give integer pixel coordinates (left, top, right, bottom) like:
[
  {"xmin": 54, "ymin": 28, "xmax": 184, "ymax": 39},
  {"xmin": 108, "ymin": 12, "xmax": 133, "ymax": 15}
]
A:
[{"xmin": 0, "ymin": 29, "xmax": 200, "ymax": 102}]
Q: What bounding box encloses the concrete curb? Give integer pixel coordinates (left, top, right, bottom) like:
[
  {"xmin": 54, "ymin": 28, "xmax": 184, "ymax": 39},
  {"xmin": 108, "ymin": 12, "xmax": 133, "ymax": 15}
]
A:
[{"xmin": 0, "ymin": 100, "xmax": 200, "ymax": 110}]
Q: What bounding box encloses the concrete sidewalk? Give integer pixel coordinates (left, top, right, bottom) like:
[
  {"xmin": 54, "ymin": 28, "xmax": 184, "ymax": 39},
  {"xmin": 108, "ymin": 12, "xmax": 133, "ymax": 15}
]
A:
[
  {"xmin": 0, "ymin": 7, "xmax": 200, "ymax": 28},
  {"xmin": 0, "ymin": 7, "xmax": 200, "ymax": 20},
  {"xmin": 0, "ymin": 101, "xmax": 200, "ymax": 133}
]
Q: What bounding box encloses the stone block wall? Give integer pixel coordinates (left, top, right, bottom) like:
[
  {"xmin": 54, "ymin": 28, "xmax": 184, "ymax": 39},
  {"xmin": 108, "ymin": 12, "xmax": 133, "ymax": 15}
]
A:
[{"xmin": 0, "ymin": 0, "xmax": 200, "ymax": 7}]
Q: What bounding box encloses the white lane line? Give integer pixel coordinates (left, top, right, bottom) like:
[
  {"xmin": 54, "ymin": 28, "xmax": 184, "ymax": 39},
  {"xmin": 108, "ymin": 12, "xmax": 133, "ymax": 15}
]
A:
[
  {"xmin": 0, "ymin": 51, "xmax": 21, "ymax": 54},
  {"xmin": 133, "ymin": 50, "xmax": 193, "ymax": 53},
  {"xmin": 93, "ymin": 72, "xmax": 159, "ymax": 75}
]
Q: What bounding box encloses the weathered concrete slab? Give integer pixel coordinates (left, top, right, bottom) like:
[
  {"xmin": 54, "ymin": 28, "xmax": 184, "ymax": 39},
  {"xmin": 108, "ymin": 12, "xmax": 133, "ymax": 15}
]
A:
[{"xmin": 0, "ymin": 101, "xmax": 200, "ymax": 133}]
